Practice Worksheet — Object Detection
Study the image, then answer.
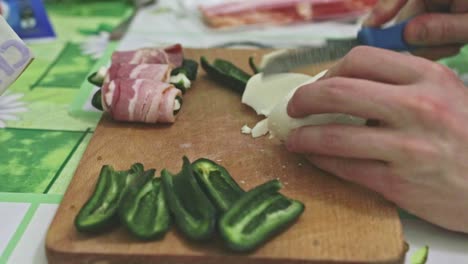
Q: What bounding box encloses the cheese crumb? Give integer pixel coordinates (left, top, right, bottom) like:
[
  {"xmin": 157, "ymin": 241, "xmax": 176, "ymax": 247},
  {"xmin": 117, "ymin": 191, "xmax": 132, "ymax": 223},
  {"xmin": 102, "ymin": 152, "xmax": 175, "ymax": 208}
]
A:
[{"xmin": 241, "ymin": 125, "xmax": 252, "ymax": 134}]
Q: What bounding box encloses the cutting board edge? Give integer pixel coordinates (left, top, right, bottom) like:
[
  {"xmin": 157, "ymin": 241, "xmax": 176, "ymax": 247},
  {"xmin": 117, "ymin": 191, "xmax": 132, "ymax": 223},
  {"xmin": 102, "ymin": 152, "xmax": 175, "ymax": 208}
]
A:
[{"xmin": 45, "ymin": 241, "xmax": 406, "ymax": 264}]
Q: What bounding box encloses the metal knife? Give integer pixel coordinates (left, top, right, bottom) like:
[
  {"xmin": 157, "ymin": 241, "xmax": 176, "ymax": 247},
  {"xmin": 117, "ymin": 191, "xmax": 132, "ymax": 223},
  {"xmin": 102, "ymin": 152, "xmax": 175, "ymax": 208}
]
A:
[{"xmin": 260, "ymin": 19, "xmax": 414, "ymax": 76}]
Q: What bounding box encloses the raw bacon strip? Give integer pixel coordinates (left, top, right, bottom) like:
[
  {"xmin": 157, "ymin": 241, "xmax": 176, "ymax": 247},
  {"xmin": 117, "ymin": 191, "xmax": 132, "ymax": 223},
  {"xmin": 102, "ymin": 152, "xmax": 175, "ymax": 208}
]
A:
[
  {"xmin": 101, "ymin": 43, "xmax": 186, "ymax": 124},
  {"xmin": 101, "ymin": 63, "xmax": 172, "ymax": 111},
  {"xmin": 141, "ymin": 81, "xmax": 173, "ymax": 123},
  {"xmin": 111, "ymin": 44, "xmax": 184, "ymax": 67},
  {"xmin": 107, "ymin": 63, "xmax": 172, "ymax": 83},
  {"xmin": 164, "ymin": 44, "xmax": 184, "ymax": 68},
  {"xmin": 103, "ymin": 78, "xmax": 177, "ymax": 123},
  {"xmin": 111, "ymin": 48, "xmax": 168, "ymax": 64},
  {"xmin": 157, "ymin": 87, "xmax": 182, "ymax": 123},
  {"xmin": 200, "ymin": 0, "xmax": 377, "ymax": 29},
  {"xmin": 107, "ymin": 79, "xmax": 144, "ymax": 122}
]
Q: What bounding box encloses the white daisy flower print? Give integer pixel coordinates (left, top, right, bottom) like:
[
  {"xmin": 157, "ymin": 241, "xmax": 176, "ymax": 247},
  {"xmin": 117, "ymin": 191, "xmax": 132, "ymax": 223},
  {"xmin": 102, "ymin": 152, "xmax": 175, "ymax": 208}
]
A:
[
  {"xmin": 80, "ymin": 31, "xmax": 110, "ymax": 60},
  {"xmin": 0, "ymin": 91, "xmax": 28, "ymax": 128}
]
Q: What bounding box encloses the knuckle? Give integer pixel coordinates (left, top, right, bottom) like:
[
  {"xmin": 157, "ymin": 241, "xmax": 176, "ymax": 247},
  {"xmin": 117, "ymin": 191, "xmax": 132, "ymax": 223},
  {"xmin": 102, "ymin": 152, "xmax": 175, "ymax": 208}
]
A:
[
  {"xmin": 431, "ymin": 62, "xmax": 455, "ymax": 77},
  {"xmin": 321, "ymin": 78, "xmax": 348, "ymax": 98},
  {"xmin": 346, "ymin": 46, "xmax": 369, "ymax": 61},
  {"xmin": 439, "ymin": 18, "xmax": 456, "ymax": 43},
  {"xmin": 396, "ymin": 137, "xmax": 437, "ymax": 162},
  {"xmin": 401, "ymin": 94, "xmax": 449, "ymax": 121}
]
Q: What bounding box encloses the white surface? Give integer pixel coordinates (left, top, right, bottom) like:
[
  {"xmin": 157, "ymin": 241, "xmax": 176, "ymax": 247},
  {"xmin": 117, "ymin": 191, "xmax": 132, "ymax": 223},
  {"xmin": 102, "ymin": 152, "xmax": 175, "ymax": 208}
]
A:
[
  {"xmin": 402, "ymin": 218, "xmax": 468, "ymax": 263},
  {"xmin": 8, "ymin": 204, "xmax": 58, "ymax": 264},
  {"xmin": 0, "ymin": 202, "xmax": 30, "ymax": 254}
]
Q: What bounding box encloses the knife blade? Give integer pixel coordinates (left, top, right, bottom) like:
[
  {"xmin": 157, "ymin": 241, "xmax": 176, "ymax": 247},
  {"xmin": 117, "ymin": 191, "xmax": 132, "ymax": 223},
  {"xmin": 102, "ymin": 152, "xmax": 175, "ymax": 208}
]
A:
[{"xmin": 260, "ymin": 19, "xmax": 413, "ymax": 76}]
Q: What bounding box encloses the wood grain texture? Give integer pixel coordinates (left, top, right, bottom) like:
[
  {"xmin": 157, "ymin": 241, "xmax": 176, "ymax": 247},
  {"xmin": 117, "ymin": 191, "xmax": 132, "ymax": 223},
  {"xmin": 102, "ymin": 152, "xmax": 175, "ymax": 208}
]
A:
[{"xmin": 46, "ymin": 48, "xmax": 406, "ymax": 264}]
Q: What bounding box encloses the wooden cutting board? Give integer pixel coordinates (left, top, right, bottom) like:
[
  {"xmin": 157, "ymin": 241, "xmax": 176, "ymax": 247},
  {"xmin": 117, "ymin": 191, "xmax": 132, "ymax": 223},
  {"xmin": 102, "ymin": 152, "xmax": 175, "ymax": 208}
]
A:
[{"xmin": 46, "ymin": 49, "xmax": 405, "ymax": 264}]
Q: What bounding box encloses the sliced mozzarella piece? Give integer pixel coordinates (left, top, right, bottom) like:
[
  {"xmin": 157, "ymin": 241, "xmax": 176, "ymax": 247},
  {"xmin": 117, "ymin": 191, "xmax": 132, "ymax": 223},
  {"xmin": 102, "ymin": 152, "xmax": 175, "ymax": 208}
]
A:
[
  {"xmin": 267, "ymin": 70, "xmax": 365, "ymax": 141},
  {"xmin": 241, "ymin": 124, "xmax": 252, "ymax": 134},
  {"xmin": 251, "ymin": 118, "xmax": 269, "ymax": 138},
  {"xmin": 242, "ymin": 72, "xmax": 311, "ymax": 116}
]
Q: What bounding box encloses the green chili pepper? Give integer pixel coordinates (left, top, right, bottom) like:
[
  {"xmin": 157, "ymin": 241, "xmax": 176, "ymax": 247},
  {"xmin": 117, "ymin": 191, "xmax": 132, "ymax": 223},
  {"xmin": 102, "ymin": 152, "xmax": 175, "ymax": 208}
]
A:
[
  {"xmin": 191, "ymin": 158, "xmax": 244, "ymax": 212},
  {"xmin": 172, "ymin": 79, "xmax": 189, "ymax": 94},
  {"xmin": 87, "ymin": 72, "xmax": 104, "ymax": 87},
  {"xmin": 91, "ymin": 89, "xmax": 103, "ymax": 111},
  {"xmin": 161, "ymin": 156, "xmax": 216, "ymax": 241},
  {"xmin": 200, "ymin": 56, "xmax": 251, "ymax": 94},
  {"xmin": 171, "ymin": 59, "xmax": 199, "ymax": 81},
  {"xmin": 248, "ymin": 56, "xmax": 261, "ymax": 74},
  {"xmin": 74, "ymin": 163, "xmax": 145, "ymax": 233},
  {"xmin": 119, "ymin": 174, "xmax": 171, "ymax": 240},
  {"xmin": 219, "ymin": 179, "xmax": 305, "ymax": 252}
]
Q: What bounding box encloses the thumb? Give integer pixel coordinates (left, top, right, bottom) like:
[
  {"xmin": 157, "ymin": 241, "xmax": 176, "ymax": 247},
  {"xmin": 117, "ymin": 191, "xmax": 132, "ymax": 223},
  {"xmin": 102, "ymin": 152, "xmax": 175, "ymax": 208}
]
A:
[{"xmin": 363, "ymin": 0, "xmax": 409, "ymax": 27}]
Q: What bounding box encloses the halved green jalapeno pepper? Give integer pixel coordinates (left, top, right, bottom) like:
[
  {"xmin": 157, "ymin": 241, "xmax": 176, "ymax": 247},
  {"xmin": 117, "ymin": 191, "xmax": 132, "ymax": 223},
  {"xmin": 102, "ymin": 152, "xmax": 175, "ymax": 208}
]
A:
[
  {"xmin": 74, "ymin": 163, "xmax": 145, "ymax": 233},
  {"xmin": 161, "ymin": 156, "xmax": 216, "ymax": 241},
  {"xmin": 191, "ymin": 158, "xmax": 244, "ymax": 212},
  {"xmin": 91, "ymin": 89, "xmax": 103, "ymax": 111},
  {"xmin": 119, "ymin": 176, "xmax": 171, "ymax": 240},
  {"xmin": 171, "ymin": 59, "xmax": 199, "ymax": 81},
  {"xmin": 219, "ymin": 179, "xmax": 305, "ymax": 252},
  {"xmin": 249, "ymin": 56, "xmax": 260, "ymax": 74},
  {"xmin": 200, "ymin": 56, "xmax": 251, "ymax": 94}
]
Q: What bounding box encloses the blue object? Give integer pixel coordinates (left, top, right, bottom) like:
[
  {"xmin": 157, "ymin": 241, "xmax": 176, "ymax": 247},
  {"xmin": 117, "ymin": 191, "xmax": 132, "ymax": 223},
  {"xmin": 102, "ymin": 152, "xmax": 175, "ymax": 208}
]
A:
[
  {"xmin": 3, "ymin": 0, "xmax": 55, "ymax": 41},
  {"xmin": 357, "ymin": 19, "xmax": 414, "ymax": 51}
]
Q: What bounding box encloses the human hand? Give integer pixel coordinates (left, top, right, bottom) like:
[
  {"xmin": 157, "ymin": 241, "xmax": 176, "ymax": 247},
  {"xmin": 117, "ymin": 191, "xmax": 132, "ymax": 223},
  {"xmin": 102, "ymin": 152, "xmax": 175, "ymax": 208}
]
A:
[
  {"xmin": 364, "ymin": 0, "xmax": 468, "ymax": 60},
  {"xmin": 286, "ymin": 46, "xmax": 468, "ymax": 233}
]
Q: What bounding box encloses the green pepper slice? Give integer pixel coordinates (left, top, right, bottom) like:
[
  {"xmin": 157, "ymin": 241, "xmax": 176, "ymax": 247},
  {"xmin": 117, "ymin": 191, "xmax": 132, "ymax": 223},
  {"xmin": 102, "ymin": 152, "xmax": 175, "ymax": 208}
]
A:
[
  {"xmin": 91, "ymin": 89, "xmax": 103, "ymax": 111},
  {"xmin": 219, "ymin": 179, "xmax": 305, "ymax": 252},
  {"xmin": 161, "ymin": 156, "xmax": 216, "ymax": 241},
  {"xmin": 74, "ymin": 163, "xmax": 145, "ymax": 233},
  {"xmin": 191, "ymin": 158, "xmax": 244, "ymax": 212},
  {"xmin": 171, "ymin": 59, "xmax": 199, "ymax": 81},
  {"xmin": 119, "ymin": 175, "xmax": 171, "ymax": 240},
  {"xmin": 200, "ymin": 56, "xmax": 251, "ymax": 94},
  {"xmin": 248, "ymin": 56, "xmax": 260, "ymax": 74},
  {"xmin": 87, "ymin": 72, "xmax": 104, "ymax": 87}
]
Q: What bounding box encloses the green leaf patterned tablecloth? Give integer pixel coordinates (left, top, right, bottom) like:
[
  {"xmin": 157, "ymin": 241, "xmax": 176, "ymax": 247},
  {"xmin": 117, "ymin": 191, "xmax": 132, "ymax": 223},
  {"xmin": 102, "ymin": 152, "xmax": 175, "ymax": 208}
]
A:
[{"xmin": 0, "ymin": 2, "xmax": 132, "ymax": 263}]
